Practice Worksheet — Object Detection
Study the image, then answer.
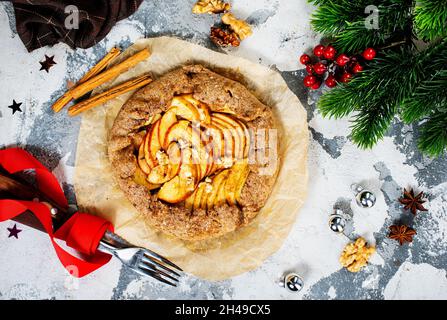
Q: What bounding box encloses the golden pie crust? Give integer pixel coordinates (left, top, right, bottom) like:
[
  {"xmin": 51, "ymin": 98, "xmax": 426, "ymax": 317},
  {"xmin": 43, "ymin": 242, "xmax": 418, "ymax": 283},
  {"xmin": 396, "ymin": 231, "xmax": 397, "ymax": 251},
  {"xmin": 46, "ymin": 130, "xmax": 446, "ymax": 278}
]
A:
[{"xmin": 108, "ymin": 65, "xmax": 279, "ymax": 241}]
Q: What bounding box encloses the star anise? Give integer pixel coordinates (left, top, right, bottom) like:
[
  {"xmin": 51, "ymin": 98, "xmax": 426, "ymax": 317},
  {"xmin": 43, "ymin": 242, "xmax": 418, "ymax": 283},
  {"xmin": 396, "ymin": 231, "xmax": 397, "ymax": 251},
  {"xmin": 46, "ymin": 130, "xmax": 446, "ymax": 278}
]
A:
[
  {"xmin": 399, "ymin": 188, "xmax": 428, "ymax": 215},
  {"xmin": 210, "ymin": 26, "xmax": 240, "ymax": 47},
  {"xmin": 388, "ymin": 225, "xmax": 417, "ymax": 245}
]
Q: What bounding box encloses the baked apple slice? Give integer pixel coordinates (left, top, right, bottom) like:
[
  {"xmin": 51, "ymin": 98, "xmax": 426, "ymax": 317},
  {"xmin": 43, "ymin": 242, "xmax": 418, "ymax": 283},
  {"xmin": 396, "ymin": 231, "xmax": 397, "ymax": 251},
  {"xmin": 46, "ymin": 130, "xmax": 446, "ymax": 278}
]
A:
[
  {"xmin": 190, "ymin": 127, "xmax": 210, "ymax": 181},
  {"xmin": 199, "ymin": 180, "xmax": 212, "ymax": 209},
  {"xmin": 166, "ymin": 142, "xmax": 182, "ymax": 176},
  {"xmin": 138, "ymin": 141, "xmax": 152, "ymax": 174},
  {"xmin": 158, "ymin": 110, "xmax": 177, "ymax": 146},
  {"xmin": 197, "ymin": 103, "xmax": 211, "ymax": 125},
  {"xmin": 224, "ymin": 161, "xmax": 250, "ymax": 205},
  {"xmin": 202, "ymin": 124, "xmax": 225, "ymax": 176},
  {"xmin": 206, "ymin": 170, "xmax": 230, "ymax": 210},
  {"xmin": 169, "ymin": 96, "xmax": 201, "ymax": 122},
  {"xmin": 235, "ymin": 163, "xmax": 250, "ymax": 204},
  {"xmin": 147, "ymin": 142, "xmax": 182, "ymax": 184},
  {"xmin": 149, "ymin": 120, "xmax": 163, "ymax": 163},
  {"xmin": 132, "ymin": 166, "xmax": 161, "ymax": 190},
  {"xmin": 215, "ymin": 175, "xmax": 228, "ymax": 207},
  {"xmin": 157, "ymin": 163, "xmax": 197, "ymax": 203},
  {"xmin": 184, "ymin": 183, "xmax": 199, "ymax": 210},
  {"xmin": 190, "ymin": 182, "xmax": 206, "ymax": 210},
  {"xmin": 163, "ymin": 120, "xmax": 191, "ymax": 150},
  {"xmin": 157, "ymin": 176, "xmax": 189, "ymax": 203},
  {"xmin": 183, "ymin": 94, "xmax": 211, "ymax": 124},
  {"xmin": 234, "ymin": 117, "xmax": 250, "ymax": 158},
  {"xmin": 200, "ymin": 142, "xmax": 214, "ymax": 178},
  {"xmin": 222, "ymin": 114, "xmax": 250, "ymax": 159},
  {"xmin": 144, "ymin": 120, "xmax": 161, "ymax": 167},
  {"xmin": 213, "ymin": 113, "xmax": 246, "ymax": 160},
  {"xmin": 185, "ymin": 193, "xmax": 194, "ymax": 210},
  {"xmin": 212, "ymin": 117, "xmax": 235, "ymax": 166},
  {"xmin": 147, "ymin": 164, "xmax": 169, "ymax": 184}
]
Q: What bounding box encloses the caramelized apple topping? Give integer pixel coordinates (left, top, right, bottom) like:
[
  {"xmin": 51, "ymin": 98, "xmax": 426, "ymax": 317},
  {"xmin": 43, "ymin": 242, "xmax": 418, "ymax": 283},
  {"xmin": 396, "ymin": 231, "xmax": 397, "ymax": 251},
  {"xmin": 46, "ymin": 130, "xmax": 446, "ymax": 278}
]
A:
[{"xmin": 136, "ymin": 94, "xmax": 251, "ymax": 209}]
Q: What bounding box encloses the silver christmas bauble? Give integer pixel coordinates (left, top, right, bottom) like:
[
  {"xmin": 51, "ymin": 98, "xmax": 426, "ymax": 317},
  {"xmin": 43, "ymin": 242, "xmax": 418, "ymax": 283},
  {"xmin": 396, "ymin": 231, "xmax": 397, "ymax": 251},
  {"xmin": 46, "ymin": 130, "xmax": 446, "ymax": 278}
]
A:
[
  {"xmin": 352, "ymin": 184, "xmax": 376, "ymax": 208},
  {"xmin": 356, "ymin": 190, "xmax": 376, "ymax": 208},
  {"xmin": 279, "ymin": 273, "xmax": 304, "ymax": 292},
  {"xmin": 329, "ymin": 214, "xmax": 346, "ymax": 233}
]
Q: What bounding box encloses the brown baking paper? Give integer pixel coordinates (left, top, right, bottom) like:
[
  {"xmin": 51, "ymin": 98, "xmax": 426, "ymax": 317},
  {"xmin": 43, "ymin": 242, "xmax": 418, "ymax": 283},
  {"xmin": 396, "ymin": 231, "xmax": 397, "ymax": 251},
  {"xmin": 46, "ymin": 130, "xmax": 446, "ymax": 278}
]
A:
[{"xmin": 74, "ymin": 37, "xmax": 308, "ymax": 280}]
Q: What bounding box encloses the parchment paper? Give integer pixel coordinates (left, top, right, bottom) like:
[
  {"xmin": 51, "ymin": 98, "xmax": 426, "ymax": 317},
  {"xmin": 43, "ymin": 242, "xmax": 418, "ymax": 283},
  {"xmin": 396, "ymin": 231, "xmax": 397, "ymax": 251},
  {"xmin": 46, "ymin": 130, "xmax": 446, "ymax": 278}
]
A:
[{"xmin": 74, "ymin": 37, "xmax": 309, "ymax": 280}]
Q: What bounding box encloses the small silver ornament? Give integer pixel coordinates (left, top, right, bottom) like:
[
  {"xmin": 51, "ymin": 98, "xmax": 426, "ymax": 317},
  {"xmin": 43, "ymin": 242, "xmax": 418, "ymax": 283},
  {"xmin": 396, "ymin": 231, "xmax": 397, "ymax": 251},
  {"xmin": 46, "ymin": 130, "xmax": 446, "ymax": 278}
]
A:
[
  {"xmin": 352, "ymin": 184, "xmax": 376, "ymax": 208},
  {"xmin": 329, "ymin": 210, "xmax": 346, "ymax": 233},
  {"xmin": 279, "ymin": 273, "xmax": 304, "ymax": 292},
  {"xmin": 50, "ymin": 207, "xmax": 58, "ymax": 217}
]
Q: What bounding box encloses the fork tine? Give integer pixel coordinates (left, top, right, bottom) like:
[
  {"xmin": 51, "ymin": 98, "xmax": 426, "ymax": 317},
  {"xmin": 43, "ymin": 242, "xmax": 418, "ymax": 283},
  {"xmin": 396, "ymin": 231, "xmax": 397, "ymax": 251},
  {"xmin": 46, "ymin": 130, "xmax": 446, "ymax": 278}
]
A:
[
  {"xmin": 138, "ymin": 266, "xmax": 177, "ymax": 287},
  {"xmin": 142, "ymin": 249, "xmax": 183, "ymax": 271},
  {"xmin": 142, "ymin": 255, "xmax": 181, "ymax": 277},
  {"xmin": 139, "ymin": 260, "xmax": 179, "ymax": 282}
]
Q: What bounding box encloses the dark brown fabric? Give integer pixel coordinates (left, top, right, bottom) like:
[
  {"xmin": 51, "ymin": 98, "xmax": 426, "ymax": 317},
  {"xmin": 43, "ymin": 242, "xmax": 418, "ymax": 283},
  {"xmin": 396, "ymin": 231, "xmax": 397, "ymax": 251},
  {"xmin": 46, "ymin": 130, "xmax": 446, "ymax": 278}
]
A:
[{"xmin": 11, "ymin": 0, "xmax": 143, "ymax": 52}]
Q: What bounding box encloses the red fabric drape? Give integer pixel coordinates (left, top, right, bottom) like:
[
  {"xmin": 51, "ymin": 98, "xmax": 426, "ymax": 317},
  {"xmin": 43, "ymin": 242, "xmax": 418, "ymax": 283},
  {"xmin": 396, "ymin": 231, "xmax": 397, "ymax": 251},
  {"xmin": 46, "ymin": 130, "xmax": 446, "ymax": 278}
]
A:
[{"xmin": 0, "ymin": 148, "xmax": 113, "ymax": 277}]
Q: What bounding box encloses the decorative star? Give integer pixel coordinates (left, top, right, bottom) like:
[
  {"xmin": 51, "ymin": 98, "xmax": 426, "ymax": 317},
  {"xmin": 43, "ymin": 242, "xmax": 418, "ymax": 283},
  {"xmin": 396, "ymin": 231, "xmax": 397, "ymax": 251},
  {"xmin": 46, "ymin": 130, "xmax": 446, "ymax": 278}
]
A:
[
  {"xmin": 8, "ymin": 99, "xmax": 22, "ymax": 114},
  {"xmin": 7, "ymin": 224, "xmax": 22, "ymax": 239},
  {"xmin": 39, "ymin": 55, "xmax": 57, "ymax": 73}
]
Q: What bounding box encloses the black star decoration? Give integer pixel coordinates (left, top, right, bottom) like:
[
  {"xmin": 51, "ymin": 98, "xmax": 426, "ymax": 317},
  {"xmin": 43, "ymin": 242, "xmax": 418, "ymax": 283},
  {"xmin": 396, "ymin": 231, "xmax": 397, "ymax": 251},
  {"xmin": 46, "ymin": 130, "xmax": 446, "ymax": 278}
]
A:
[
  {"xmin": 8, "ymin": 99, "xmax": 22, "ymax": 114},
  {"xmin": 39, "ymin": 55, "xmax": 57, "ymax": 73},
  {"xmin": 7, "ymin": 224, "xmax": 22, "ymax": 239}
]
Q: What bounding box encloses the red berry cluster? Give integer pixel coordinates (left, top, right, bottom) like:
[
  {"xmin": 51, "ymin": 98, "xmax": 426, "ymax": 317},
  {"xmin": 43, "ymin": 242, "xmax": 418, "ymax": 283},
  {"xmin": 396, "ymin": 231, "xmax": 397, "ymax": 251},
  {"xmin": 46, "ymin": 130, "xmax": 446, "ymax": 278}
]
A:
[{"xmin": 300, "ymin": 45, "xmax": 376, "ymax": 90}]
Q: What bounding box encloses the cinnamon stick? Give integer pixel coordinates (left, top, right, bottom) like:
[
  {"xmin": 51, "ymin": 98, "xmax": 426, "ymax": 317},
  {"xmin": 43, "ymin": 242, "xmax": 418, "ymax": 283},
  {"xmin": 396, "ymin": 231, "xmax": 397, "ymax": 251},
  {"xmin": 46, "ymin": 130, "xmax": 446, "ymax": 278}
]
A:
[
  {"xmin": 78, "ymin": 47, "xmax": 121, "ymax": 83},
  {"xmin": 70, "ymin": 48, "xmax": 151, "ymax": 99},
  {"xmin": 52, "ymin": 47, "xmax": 121, "ymax": 113},
  {"xmin": 52, "ymin": 92, "xmax": 73, "ymax": 113},
  {"xmin": 68, "ymin": 74, "xmax": 152, "ymax": 116},
  {"xmin": 52, "ymin": 48, "xmax": 150, "ymax": 113}
]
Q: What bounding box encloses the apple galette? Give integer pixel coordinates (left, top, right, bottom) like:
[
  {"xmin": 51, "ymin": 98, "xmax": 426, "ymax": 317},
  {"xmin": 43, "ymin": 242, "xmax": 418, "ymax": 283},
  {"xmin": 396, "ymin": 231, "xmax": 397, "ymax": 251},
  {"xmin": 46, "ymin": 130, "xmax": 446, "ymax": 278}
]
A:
[{"xmin": 108, "ymin": 65, "xmax": 279, "ymax": 241}]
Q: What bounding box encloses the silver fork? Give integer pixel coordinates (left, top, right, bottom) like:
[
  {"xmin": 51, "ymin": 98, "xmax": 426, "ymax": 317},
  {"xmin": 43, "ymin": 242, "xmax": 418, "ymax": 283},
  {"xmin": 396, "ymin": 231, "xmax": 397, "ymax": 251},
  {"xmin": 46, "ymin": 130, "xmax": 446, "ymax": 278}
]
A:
[{"xmin": 98, "ymin": 230, "xmax": 183, "ymax": 286}]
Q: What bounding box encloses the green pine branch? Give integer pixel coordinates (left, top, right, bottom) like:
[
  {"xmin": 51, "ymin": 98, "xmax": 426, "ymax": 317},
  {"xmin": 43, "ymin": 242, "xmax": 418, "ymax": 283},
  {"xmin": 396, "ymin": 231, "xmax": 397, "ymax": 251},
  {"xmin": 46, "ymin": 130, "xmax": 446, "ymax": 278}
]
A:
[
  {"xmin": 350, "ymin": 100, "xmax": 397, "ymax": 149},
  {"xmin": 318, "ymin": 84, "xmax": 359, "ymax": 118},
  {"xmin": 415, "ymin": 0, "xmax": 447, "ymax": 41},
  {"xmin": 310, "ymin": 0, "xmax": 447, "ymax": 156},
  {"xmin": 307, "ymin": 0, "xmax": 336, "ymax": 5},
  {"xmin": 332, "ymin": 21, "xmax": 387, "ymax": 54},
  {"xmin": 319, "ymin": 45, "xmax": 416, "ymax": 117},
  {"xmin": 309, "ymin": 1, "xmax": 370, "ymax": 35},
  {"xmin": 308, "ymin": 0, "xmax": 415, "ymax": 54},
  {"xmin": 318, "ymin": 44, "xmax": 441, "ymax": 149},
  {"xmin": 401, "ymin": 69, "xmax": 447, "ymax": 123},
  {"xmin": 418, "ymin": 109, "xmax": 447, "ymax": 157},
  {"xmin": 400, "ymin": 39, "xmax": 447, "ymax": 123},
  {"xmin": 348, "ymin": 47, "xmax": 419, "ymax": 148},
  {"xmin": 378, "ymin": 0, "xmax": 415, "ymax": 33}
]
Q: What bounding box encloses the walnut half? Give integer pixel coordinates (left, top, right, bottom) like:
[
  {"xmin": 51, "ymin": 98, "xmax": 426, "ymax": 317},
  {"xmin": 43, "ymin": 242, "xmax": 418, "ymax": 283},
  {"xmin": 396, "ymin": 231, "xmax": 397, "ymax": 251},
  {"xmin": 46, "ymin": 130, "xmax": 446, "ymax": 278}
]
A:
[
  {"xmin": 221, "ymin": 13, "xmax": 253, "ymax": 41},
  {"xmin": 339, "ymin": 237, "xmax": 376, "ymax": 273},
  {"xmin": 192, "ymin": 0, "xmax": 231, "ymax": 14},
  {"xmin": 210, "ymin": 27, "xmax": 240, "ymax": 47}
]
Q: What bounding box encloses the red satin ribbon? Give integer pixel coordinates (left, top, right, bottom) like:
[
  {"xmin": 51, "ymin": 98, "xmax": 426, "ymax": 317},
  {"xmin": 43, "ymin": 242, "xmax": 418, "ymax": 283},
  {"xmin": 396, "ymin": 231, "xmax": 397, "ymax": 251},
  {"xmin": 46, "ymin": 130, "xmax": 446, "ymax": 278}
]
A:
[{"xmin": 0, "ymin": 148, "xmax": 113, "ymax": 277}]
